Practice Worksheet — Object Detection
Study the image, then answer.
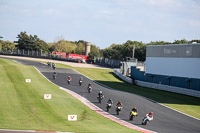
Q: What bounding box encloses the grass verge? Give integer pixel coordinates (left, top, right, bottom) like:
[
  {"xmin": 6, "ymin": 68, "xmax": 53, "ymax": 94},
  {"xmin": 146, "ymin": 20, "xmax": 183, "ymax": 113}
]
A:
[{"xmin": 0, "ymin": 58, "xmax": 139, "ymax": 133}]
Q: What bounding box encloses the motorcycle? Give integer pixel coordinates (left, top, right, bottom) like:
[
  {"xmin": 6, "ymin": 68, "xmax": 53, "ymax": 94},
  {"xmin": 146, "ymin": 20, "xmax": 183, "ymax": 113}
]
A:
[
  {"xmin": 52, "ymin": 65, "xmax": 56, "ymax": 70},
  {"xmin": 79, "ymin": 80, "xmax": 83, "ymax": 86},
  {"xmin": 47, "ymin": 62, "xmax": 51, "ymax": 67},
  {"xmin": 53, "ymin": 74, "xmax": 56, "ymax": 79},
  {"xmin": 106, "ymin": 103, "xmax": 112, "ymax": 112},
  {"xmin": 142, "ymin": 115, "xmax": 152, "ymax": 125},
  {"xmin": 67, "ymin": 79, "xmax": 71, "ymax": 85},
  {"xmin": 129, "ymin": 111, "xmax": 137, "ymax": 121},
  {"xmin": 87, "ymin": 86, "xmax": 92, "ymax": 93},
  {"xmin": 116, "ymin": 106, "xmax": 122, "ymax": 115},
  {"xmin": 97, "ymin": 95, "xmax": 104, "ymax": 103}
]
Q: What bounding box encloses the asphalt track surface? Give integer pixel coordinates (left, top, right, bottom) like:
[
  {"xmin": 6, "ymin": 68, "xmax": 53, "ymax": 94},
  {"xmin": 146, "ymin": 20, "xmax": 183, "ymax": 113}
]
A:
[{"xmin": 1, "ymin": 58, "xmax": 200, "ymax": 133}]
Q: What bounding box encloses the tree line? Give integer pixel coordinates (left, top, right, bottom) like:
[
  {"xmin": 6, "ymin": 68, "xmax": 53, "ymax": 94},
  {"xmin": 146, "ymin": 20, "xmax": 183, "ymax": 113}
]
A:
[
  {"xmin": 102, "ymin": 39, "xmax": 200, "ymax": 61},
  {"xmin": 0, "ymin": 31, "xmax": 199, "ymax": 62}
]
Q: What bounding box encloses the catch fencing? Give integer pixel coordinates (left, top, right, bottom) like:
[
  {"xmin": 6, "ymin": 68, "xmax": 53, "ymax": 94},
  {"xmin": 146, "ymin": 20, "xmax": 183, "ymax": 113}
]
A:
[
  {"xmin": 94, "ymin": 57, "xmax": 121, "ymax": 68},
  {"xmin": 0, "ymin": 49, "xmax": 122, "ymax": 68},
  {"xmin": 0, "ymin": 49, "xmax": 85, "ymax": 63}
]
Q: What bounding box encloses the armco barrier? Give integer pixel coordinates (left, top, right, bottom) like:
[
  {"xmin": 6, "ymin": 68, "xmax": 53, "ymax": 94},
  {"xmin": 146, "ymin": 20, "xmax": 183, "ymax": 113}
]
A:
[
  {"xmin": 114, "ymin": 69, "xmax": 133, "ymax": 84},
  {"xmin": 113, "ymin": 68, "xmax": 200, "ymax": 98},
  {"xmin": 136, "ymin": 80, "xmax": 200, "ymax": 98}
]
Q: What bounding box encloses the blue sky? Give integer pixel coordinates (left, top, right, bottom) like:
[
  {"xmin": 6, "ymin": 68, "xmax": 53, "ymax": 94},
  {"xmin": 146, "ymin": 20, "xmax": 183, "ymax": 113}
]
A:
[{"xmin": 0, "ymin": 0, "xmax": 200, "ymax": 48}]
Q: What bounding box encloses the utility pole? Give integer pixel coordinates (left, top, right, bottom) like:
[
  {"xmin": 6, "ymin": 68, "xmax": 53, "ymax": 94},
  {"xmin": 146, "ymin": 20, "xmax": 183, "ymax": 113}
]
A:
[{"xmin": 132, "ymin": 44, "xmax": 135, "ymax": 59}]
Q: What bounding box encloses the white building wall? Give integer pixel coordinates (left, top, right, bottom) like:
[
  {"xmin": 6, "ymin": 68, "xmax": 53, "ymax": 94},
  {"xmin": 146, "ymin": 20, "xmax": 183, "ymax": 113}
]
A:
[{"xmin": 145, "ymin": 57, "xmax": 200, "ymax": 79}]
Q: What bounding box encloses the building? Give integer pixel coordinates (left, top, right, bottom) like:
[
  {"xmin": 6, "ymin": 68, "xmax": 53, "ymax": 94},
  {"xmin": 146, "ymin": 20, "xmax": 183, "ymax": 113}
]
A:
[
  {"xmin": 130, "ymin": 43, "xmax": 200, "ymax": 97},
  {"xmin": 145, "ymin": 43, "xmax": 200, "ymax": 79}
]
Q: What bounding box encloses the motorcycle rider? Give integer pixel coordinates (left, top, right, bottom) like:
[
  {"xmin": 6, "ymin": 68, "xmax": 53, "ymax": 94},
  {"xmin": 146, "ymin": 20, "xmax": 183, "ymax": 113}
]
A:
[
  {"xmin": 98, "ymin": 91, "xmax": 104, "ymax": 98},
  {"xmin": 129, "ymin": 107, "xmax": 138, "ymax": 120},
  {"xmin": 131, "ymin": 107, "xmax": 138, "ymax": 113},
  {"xmin": 47, "ymin": 62, "xmax": 51, "ymax": 67},
  {"xmin": 88, "ymin": 83, "xmax": 92, "ymax": 89},
  {"xmin": 87, "ymin": 83, "xmax": 92, "ymax": 92},
  {"xmin": 116, "ymin": 101, "xmax": 123, "ymax": 115},
  {"xmin": 53, "ymin": 72, "xmax": 57, "ymax": 79},
  {"xmin": 107, "ymin": 98, "xmax": 113, "ymax": 105},
  {"xmin": 116, "ymin": 101, "xmax": 123, "ymax": 108},
  {"xmin": 146, "ymin": 112, "xmax": 153, "ymax": 121},
  {"xmin": 106, "ymin": 98, "xmax": 113, "ymax": 111},
  {"xmin": 79, "ymin": 77, "xmax": 83, "ymax": 85},
  {"xmin": 97, "ymin": 91, "xmax": 104, "ymax": 103},
  {"xmin": 79, "ymin": 77, "xmax": 83, "ymax": 82},
  {"xmin": 67, "ymin": 76, "xmax": 72, "ymax": 84},
  {"xmin": 52, "ymin": 62, "xmax": 56, "ymax": 69},
  {"xmin": 142, "ymin": 112, "xmax": 154, "ymax": 125}
]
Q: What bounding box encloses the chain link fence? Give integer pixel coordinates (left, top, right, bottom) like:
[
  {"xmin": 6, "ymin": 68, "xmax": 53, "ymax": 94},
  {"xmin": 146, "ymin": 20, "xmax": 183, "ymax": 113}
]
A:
[
  {"xmin": 0, "ymin": 49, "xmax": 143, "ymax": 71},
  {"xmin": 94, "ymin": 57, "xmax": 121, "ymax": 68}
]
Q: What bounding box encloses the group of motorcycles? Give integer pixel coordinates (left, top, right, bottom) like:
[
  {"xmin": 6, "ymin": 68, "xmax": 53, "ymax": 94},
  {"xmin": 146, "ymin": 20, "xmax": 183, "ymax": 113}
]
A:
[
  {"xmin": 105, "ymin": 102, "xmax": 122, "ymax": 115},
  {"xmin": 49, "ymin": 62, "xmax": 152, "ymax": 125},
  {"xmin": 47, "ymin": 62, "xmax": 57, "ymax": 79}
]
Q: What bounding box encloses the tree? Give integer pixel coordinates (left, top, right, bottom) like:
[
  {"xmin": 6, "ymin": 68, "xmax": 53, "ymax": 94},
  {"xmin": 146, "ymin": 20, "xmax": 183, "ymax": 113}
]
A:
[
  {"xmin": 49, "ymin": 40, "xmax": 76, "ymax": 53},
  {"xmin": 147, "ymin": 41, "xmax": 171, "ymax": 45},
  {"xmin": 189, "ymin": 40, "xmax": 200, "ymax": 43},
  {"xmin": 0, "ymin": 40, "xmax": 16, "ymax": 52},
  {"xmin": 173, "ymin": 39, "xmax": 188, "ymax": 44},
  {"xmin": 53, "ymin": 40, "xmax": 68, "ymax": 52},
  {"xmin": 87, "ymin": 45, "xmax": 101, "ymax": 62},
  {"xmin": 0, "ymin": 41, "xmax": 2, "ymax": 50},
  {"xmin": 75, "ymin": 41, "xmax": 85, "ymax": 55},
  {"xmin": 134, "ymin": 43, "xmax": 146, "ymax": 61},
  {"xmin": 17, "ymin": 31, "xmax": 32, "ymax": 49},
  {"xmin": 34, "ymin": 40, "xmax": 49, "ymax": 52},
  {"xmin": 16, "ymin": 31, "xmax": 49, "ymax": 52},
  {"xmin": 90, "ymin": 45, "xmax": 101, "ymax": 57},
  {"xmin": 102, "ymin": 43, "xmax": 124, "ymax": 60}
]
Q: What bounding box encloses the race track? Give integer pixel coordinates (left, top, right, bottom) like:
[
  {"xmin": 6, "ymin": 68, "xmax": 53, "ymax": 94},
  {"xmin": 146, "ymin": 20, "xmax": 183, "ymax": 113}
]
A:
[{"xmin": 1, "ymin": 58, "xmax": 200, "ymax": 133}]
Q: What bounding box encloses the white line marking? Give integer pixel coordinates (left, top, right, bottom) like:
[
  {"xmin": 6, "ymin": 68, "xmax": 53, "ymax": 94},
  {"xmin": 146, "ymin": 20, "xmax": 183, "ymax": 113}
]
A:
[
  {"xmin": 33, "ymin": 66, "xmax": 155, "ymax": 133},
  {"xmin": 13, "ymin": 60, "xmax": 19, "ymax": 64}
]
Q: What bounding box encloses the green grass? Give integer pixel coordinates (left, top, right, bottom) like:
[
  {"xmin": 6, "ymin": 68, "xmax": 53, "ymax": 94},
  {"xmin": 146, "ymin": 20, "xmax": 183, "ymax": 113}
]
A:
[
  {"xmin": 0, "ymin": 58, "xmax": 140, "ymax": 133},
  {"xmin": 54, "ymin": 63, "xmax": 200, "ymax": 119}
]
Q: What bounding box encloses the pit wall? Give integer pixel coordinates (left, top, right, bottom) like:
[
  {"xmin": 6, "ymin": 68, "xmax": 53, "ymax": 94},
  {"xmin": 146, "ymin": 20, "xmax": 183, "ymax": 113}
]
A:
[{"xmin": 131, "ymin": 66, "xmax": 200, "ymax": 98}]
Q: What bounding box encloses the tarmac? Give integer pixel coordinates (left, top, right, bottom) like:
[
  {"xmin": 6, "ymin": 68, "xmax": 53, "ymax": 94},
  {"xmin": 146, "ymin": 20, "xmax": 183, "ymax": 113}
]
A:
[{"xmin": 0, "ymin": 56, "xmax": 200, "ymax": 133}]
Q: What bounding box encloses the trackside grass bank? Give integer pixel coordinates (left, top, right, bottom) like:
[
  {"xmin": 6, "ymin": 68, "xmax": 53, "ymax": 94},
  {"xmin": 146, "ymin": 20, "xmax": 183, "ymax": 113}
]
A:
[
  {"xmin": 0, "ymin": 58, "xmax": 139, "ymax": 133},
  {"xmin": 54, "ymin": 63, "xmax": 200, "ymax": 119}
]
